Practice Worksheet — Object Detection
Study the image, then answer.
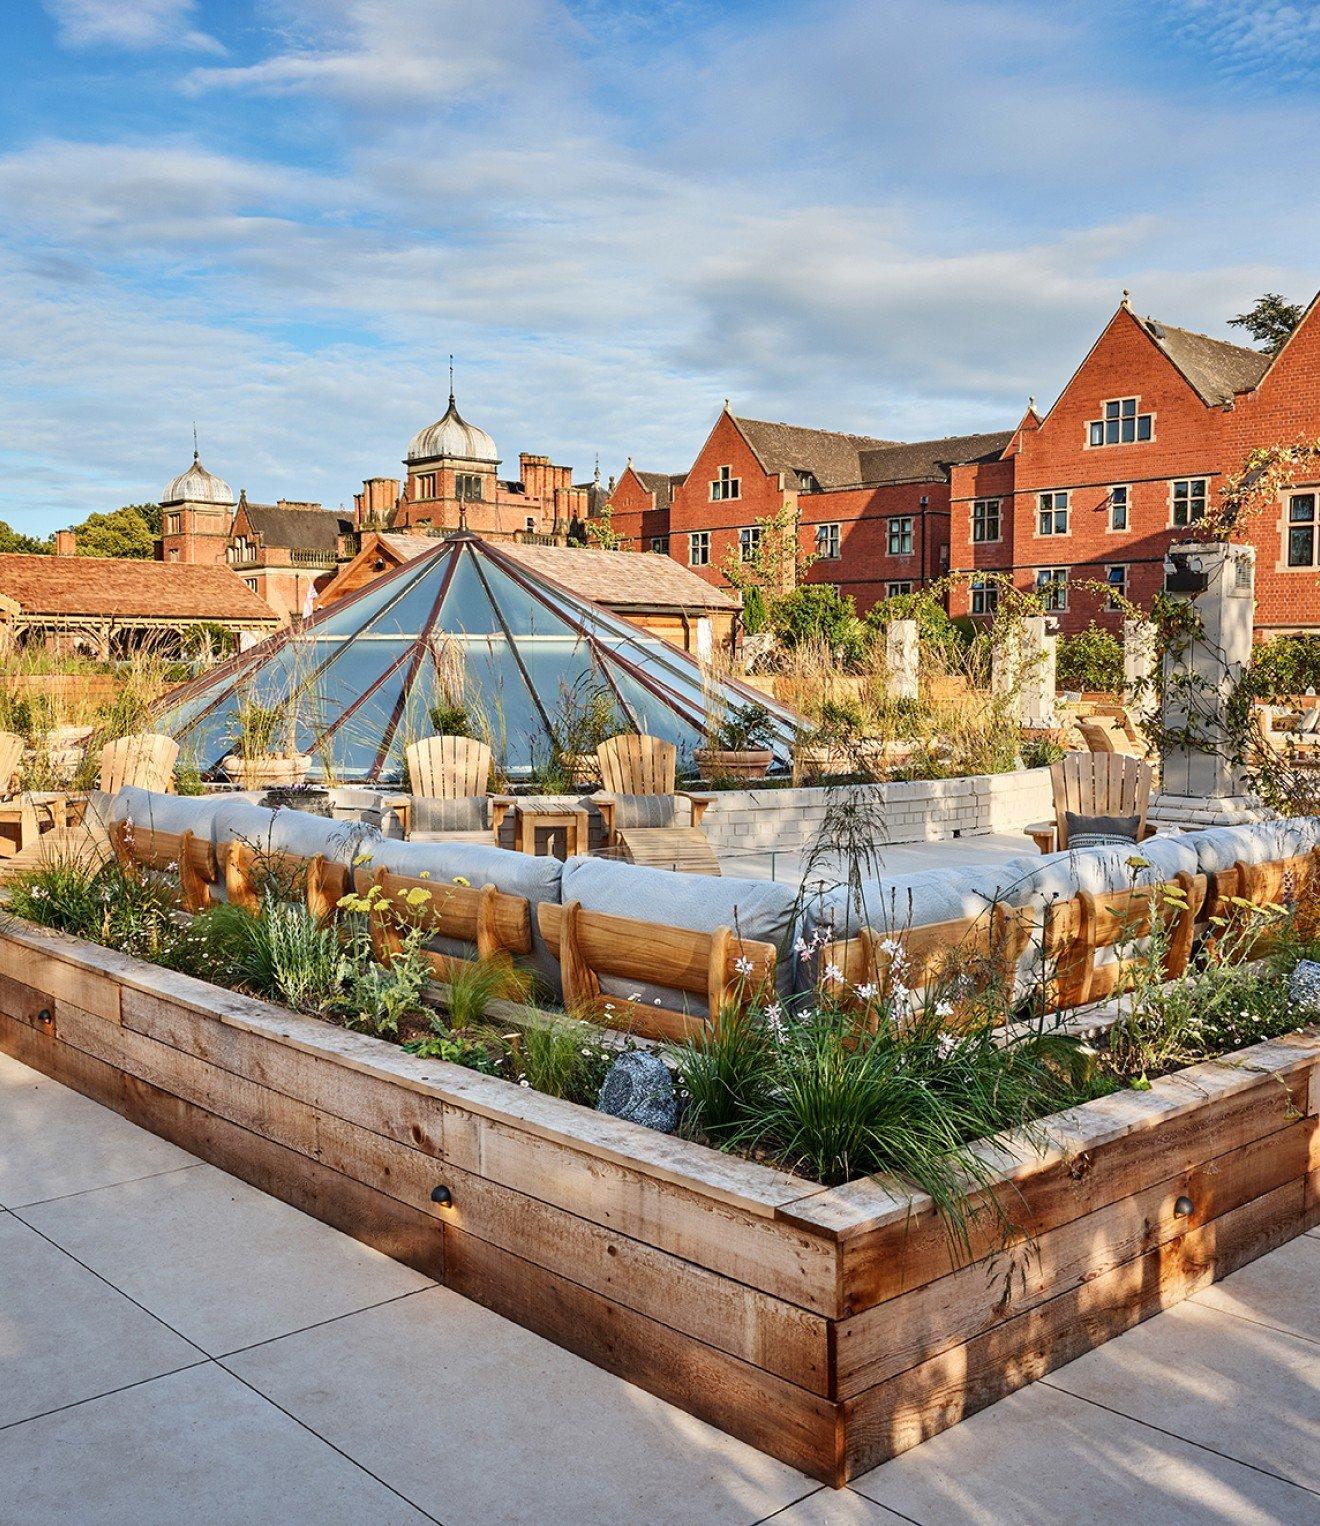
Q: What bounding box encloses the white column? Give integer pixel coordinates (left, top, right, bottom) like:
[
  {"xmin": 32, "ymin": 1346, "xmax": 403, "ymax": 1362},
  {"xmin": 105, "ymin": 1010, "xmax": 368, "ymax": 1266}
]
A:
[
  {"xmin": 885, "ymin": 618, "xmax": 919, "ymax": 702},
  {"xmin": 1123, "ymin": 618, "xmax": 1158, "ymax": 723}
]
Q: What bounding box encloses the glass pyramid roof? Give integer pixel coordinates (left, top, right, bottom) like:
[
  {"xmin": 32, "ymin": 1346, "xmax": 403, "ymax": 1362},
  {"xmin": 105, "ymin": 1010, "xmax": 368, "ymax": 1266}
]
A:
[{"xmin": 157, "ymin": 534, "xmax": 803, "ymax": 782}]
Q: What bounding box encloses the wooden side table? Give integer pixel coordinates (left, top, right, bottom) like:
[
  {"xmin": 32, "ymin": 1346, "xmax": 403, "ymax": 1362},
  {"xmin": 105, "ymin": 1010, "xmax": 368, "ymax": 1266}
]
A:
[{"xmin": 514, "ymin": 803, "xmax": 590, "ymax": 860}]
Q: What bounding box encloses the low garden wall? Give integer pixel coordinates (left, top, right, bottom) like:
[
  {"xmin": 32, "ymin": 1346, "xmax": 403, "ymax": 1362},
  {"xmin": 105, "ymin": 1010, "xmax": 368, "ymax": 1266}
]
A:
[{"xmin": 1, "ymin": 915, "xmax": 1315, "ymax": 1486}]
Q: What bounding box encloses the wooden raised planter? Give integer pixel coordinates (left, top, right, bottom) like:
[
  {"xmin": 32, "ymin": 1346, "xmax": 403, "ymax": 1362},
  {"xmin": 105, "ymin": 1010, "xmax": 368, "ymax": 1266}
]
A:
[{"xmin": 0, "ymin": 916, "xmax": 1316, "ymax": 1486}]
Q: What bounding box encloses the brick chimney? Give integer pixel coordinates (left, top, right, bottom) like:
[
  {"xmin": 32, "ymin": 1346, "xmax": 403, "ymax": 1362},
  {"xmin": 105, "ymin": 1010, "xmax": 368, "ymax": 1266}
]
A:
[{"xmin": 54, "ymin": 529, "xmax": 77, "ymax": 557}]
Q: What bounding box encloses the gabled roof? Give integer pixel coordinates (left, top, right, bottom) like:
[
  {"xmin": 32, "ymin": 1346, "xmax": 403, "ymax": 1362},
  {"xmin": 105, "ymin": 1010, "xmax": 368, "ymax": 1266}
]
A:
[
  {"xmin": 633, "ymin": 469, "xmax": 688, "ymax": 509},
  {"xmin": 332, "ymin": 532, "xmax": 739, "ymax": 612},
  {"xmin": 1133, "ymin": 315, "xmax": 1271, "ymax": 405},
  {"xmin": 730, "ymin": 415, "xmax": 900, "ymax": 488},
  {"xmin": 0, "ymin": 554, "xmax": 277, "ymax": 624},
  {"xmin": 157, "ymin": 533, "xmax": 798, "ymax": 781},
  {"xmin": 237, "ymin": 499, "xmax": 352, "ymax": 553},
  {"xmin": 855, "ymin": 430, "xmax": 1015, "ymax": 486}
]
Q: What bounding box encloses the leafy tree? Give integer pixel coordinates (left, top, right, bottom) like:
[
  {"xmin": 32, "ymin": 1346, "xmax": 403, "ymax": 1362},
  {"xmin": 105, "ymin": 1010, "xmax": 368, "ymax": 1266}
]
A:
[
  {"xmin": 582, "ymin": 502, "xmax": 625, "ymax": 551},
  {"xmin": 0, "ymin": 520, "xmax": 52, "ymax": 554},
  {"xmin": 768, "ymin": 583, "xmax": 869, "ymax": 663},
  {"xmin": 1229, "ymin": 293, "xmax": 1303, "ymax": 356},
  {"xmin": 1056, "ymin": 624, "xmax": 1123, "ymax": 694},
  {"xmin": 720, "ymin": 501, "xmax": 817, "ymax": 594},
  {"xmin": 71, "ymin": 504, "xmax": 160, "ymax": 559},
  {"xmin": 742, "ymin": 584, "xmax": 768, "ymax": 634},
  {"xmin": 864, "ymin": 590, "xmax": 968, "ymax": 666}
]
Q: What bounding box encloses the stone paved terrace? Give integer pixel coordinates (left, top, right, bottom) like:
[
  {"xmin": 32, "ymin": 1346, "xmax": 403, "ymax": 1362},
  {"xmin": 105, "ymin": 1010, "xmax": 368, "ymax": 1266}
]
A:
[{"xmin": 2, "ymin": 1049, "xmax": 1316, "ymax": 1524}]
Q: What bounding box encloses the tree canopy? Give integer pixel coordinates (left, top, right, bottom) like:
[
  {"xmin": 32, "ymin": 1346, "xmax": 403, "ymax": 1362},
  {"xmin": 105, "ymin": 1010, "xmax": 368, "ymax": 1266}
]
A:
[
  {"xmin": 0, "ymin": 520, "xmax": 52, "ymax": 555},
  {"xmin": 1229, "ymin": 293, "xmax": 1304, "ymax": 356},
  {"xmin": 71, "ymin": 504, "xmax": 161, "ymax": 559}
]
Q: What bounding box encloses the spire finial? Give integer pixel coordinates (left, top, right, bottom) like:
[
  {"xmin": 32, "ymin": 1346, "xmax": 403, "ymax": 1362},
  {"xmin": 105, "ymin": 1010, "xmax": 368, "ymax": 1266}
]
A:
[
  {"xmin": 1121, "ymin": 288, "xmax": 1131, "ymax": 307},
  {"xmin": 593, "ymin": 453, "xmax": 601, "ymax": 486},
  {"xmin": 1028, "ymin": 395, "xmax": 1036, "ymax": 411},
  {"xmin": 448, "ymin": 354, "xmax": 455, "ymax": 406},
  {"xmin": 192, "ymin": 421, "xmax": 199, "ymax": 462},
  {"xmin": 723, "ymin": 397, "xmax": 730, "ymax": 411}
]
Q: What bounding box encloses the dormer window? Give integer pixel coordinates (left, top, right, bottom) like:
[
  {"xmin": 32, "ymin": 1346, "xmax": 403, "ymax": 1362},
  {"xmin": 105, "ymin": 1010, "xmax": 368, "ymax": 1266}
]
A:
[
  {"xmin": 710, "ymin": 466, "xmax": 740, "ymax": 501},
  {"xmin": 1088, "ymin": 397, "xmax": 1153, "ymax": 446},
  {"xmin": 796, "ymin": 470, "xmax": 819, "ymax": 493}
]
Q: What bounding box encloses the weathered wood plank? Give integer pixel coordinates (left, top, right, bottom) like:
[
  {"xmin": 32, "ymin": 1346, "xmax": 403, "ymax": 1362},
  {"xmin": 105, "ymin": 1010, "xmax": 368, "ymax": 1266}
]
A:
[
  {"xmin": 834, "ymin": 1119, "xmax": 1312, "ymax": 1397},
  {"xmin": 443, "ymin": 1226, "xmax": 844, "ymax": 1487},
  {"xmin": 0, "ymin": 934, "xmax": 121, "ymax": 1022},
  {"xmin": 840, "ymin": 1177, "xmax": 1307, "ymax": 1482}
]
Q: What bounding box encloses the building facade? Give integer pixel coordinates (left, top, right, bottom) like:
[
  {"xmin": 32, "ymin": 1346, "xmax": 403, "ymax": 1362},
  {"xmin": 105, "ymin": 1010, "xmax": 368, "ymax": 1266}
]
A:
[
  {"xmin": 947, "ymin": 294, "xmax": 1320, "ymax": 636},
  {"xmin": 225, "ymin": 493, "xmax": 353, "ymax": 623}
]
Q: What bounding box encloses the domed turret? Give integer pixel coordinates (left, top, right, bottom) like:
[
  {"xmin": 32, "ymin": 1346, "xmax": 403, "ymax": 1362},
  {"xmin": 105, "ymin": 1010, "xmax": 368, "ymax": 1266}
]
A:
[
  {"xmin": 162, "ymin": 450, "xmax": 234, "ymax": 507},
  {"xmin": 406, "ymin": 391, "xmax": 498, "ymax": 466}
]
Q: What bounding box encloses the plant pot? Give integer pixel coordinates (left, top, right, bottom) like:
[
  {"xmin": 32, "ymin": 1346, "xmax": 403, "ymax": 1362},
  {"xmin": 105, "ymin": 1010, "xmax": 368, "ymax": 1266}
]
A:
[
  {"xmin": 792, "ymin": 740, "xmax": 888, "ymax": 784},
  {"xmin": 258, "ymin": 784, "xmax": 332, "ymax": 816},
  {"xmin": 695, "ymin": 747, "xmax": 774, "ymax": 781},
  {"xmin": 220, "ymin": 754, "xmax": 312, "ymax": 789}
]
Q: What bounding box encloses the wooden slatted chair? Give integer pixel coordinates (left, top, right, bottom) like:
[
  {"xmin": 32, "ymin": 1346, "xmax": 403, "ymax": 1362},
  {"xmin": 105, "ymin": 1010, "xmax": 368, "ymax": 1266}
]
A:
[
  {"xmin": 819, "ymin": 904, "xmax": 1034, "ymax": 1029},
  {"xmin": 594, "ymin": 733, "xmax": 719, "ymax": 876},
  {"xmin": 397, "ymin": 736, "xmax": 509, "ymax": 843},
  {"xmin": 1025, "ymin": 753, "xmax": 1155, "ymax": 854},
  {"xmin": 357, "ymin": 864, "xmax": 532, "ymax": 980},
  {"xmin": 100, "ymin": 733, "xmax": 179, "ymax": 795},
  {"xmin": 1042, "ymin": 870, "xmax": 1205, "ymax": 1010},
  {"xmin": 537, "ymin": 900, "xmax": 775, "ymax": 1042},
  {"xmin": 0, "ymin": 730, "xmax": 72, "ymax": 860}
]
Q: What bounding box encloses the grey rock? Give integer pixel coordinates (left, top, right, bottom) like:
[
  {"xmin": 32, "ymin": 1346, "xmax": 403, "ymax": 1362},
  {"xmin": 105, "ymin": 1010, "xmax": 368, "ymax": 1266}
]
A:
[
  {"xmin": 596, "ymin": 1051, "xmax": 678, "ymax": 1133},
  {"xmin": 1288, "ymin": 959, "xmax": 1320, "ymax": 1014}
]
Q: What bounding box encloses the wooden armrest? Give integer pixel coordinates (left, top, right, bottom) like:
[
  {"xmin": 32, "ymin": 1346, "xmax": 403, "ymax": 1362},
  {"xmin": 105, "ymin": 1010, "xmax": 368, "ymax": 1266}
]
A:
[
  {"xmin": 677, "ymin": 791, "xmax": 716, "ymax": 828},
  {"xmin": 1025, "ymin": 821, "xmax": 1056, "ymax": 854},
  {"xmin": 393, "ymin": 798, "xmax": 412, "ymax": 838},
  {"xmin": 489, "ymin": 796, "xmax": 514, "ymax": 839},
  {"xmin": 1139, "ymin": 823, "xmax": 1157, "ymax": 840}
]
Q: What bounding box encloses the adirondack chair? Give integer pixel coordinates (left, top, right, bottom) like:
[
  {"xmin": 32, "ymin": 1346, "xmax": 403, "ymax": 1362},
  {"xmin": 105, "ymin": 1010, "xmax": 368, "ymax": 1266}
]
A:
[
  {"xmin": 397, "ymin": 735, "xmax": 509, "ymax": 842},
  {"xmin": 1025, "ymin": 753, "xmax": 1155, "ymax": 854},
  {"xmin": 99, "ymin": 733, "xmax": 179, "ymax": 795},
  {"xmin": 594, "ymin": 733, "xmax": 719, "ymax": 876},
  {"xmin": 0, "ymin": 730, "xmax": 66, "ymax": 859}
]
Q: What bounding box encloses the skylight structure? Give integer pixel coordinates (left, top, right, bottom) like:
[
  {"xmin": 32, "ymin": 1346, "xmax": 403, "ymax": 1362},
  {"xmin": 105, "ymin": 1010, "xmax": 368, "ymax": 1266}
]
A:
[{"xmin": 157, "ymin": 534, "xmax": 801, "ymax": 781}]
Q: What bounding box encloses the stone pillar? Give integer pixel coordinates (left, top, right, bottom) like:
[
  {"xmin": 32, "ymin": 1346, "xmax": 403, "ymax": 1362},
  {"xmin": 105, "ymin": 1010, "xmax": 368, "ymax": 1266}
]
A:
[
  {"xmin": 1017, "ymin": 616, "xmax": 1057, "ymax": 727},
  {"xmin": 1150, "ymin": 542, "xmax": 1266, "ymax": 826},
  {"xmin": 885, "ymin": 618, "xmax": 919, "ymax": 702},
  {"xmin": 1122, "ymin": 618, "xmax": 1158, "ymax": 723}
]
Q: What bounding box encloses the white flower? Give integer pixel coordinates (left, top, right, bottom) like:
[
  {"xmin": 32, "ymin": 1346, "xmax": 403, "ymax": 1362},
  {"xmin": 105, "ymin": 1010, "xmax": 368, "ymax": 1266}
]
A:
[
  {"xmin": 824, "ymin": 962, "xmax": 844, "ymax": 984},
  {"xmin": 855, "ymin": 982, "xmax": 879, "ymax": 1001},
  {"xmin": 734, "ymin": 956, "xmax": 754, "ymax": 976},
  {"xmin": 934, "ymin": 1000, "xmax": 954, "ymax": 1020},
  {"xmin": 793, "ymin": 937, "xmax": 808, "ymax": 955},
  {"xmin": 937, "ymin": 1032, "xmax": 958, "ymax": 1058},
  {"xmin": 878, "ymin": 937, "xmax": 901, "ymax": 956},
  {"xmin": 628, "ymin": 992, "xmax": 642, "ymax": 1001}
]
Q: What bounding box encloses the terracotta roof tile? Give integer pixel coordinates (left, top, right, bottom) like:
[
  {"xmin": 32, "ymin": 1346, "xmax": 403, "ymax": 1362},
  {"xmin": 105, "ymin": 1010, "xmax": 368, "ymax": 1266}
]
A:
[
  {"xmin": 855, "ymin": 429, "xmax": 1015, "ymax": 485},
  {"xmin": 1137, "ymin": 317, "xmax": 1271, "ymax": 405},
  {"xmin": 731, "ymin": 416, "xmax": 900, "ymax": 488},
  {"xmin": 0, "ymin": 554, "xmax": 279, "ymax": 623}
]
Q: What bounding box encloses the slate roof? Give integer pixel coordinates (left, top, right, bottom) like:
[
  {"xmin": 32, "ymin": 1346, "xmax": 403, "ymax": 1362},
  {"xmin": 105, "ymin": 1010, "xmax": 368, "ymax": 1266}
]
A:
[
  {"xmin": 855, "ymin": 430, "xmax": 1015, "ymax": 486},
  {"xmin": 239, "ymin": 500, "xmax": 353, "ymax": 553},
  {"xmin": 731, "ymin": 416, "xmax": 900, "ymax": 489},
  {"xmin": 0, "ymin": 554, "xmax": 278, "ymax": 624},
  {"xmin": 1136, "ymin": 317, "xmax": 1271, "ymax": 405},
  {"xmin": 369, "ymin": 533, "xmax": 738, "ymax": 611},
  {"xmin": 633, "ymin": 470, "xmax": 689, "ymax": 509}
]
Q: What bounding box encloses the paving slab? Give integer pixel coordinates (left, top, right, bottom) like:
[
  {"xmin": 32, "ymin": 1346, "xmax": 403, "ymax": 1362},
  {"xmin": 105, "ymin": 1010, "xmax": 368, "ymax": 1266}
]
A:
[
  {"xmin": 0, "ymin": 1362, "xmax": 429, "ymax": 1525},
  {"xmin": 761, "ymin": 1488, "xmax": 909, "ymax": 1523},
  {"xmin": 0, "ymin": 1050, "xmax": 197, "ymax": 1207},
  {"xmin": 224, "ymin": 1283, "xmax": 815, "ymax": 1526},
  {"xmin": 0, "ymin": 1213, "xmax": 202, "ymax": 1429},
  {"xmin": 1045, "ymin": 1298, "xmax": 1320, "ymax": 1494},
  {"xmin": 852, "ymin": 1380, "xmax": 1319, "ymax": 1525},
  {"xmin": 1190, "ymin": 1231, "xmax": 1320, "ymax": 1344},
  {"xmin": 18, "ymin": 1161, "xmax": 436, "ymax": 1356}
]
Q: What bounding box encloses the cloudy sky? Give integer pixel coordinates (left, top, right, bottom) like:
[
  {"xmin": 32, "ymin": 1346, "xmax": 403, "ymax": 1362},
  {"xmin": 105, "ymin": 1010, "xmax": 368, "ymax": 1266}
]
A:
[{"xmin": 2, "ymin": 0, "xmax": 1318, "ymax": 534}]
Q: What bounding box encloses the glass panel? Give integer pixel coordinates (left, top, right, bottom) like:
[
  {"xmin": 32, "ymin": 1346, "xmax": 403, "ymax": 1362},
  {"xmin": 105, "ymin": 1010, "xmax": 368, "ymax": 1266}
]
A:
[
  {"xmin": 1290, "ymin": 494, "xmax": 1316, "ymax": 521},
  {"xmin": 1089, "ymin": 422, "xmax": 1103, "ymax": 446},
  {"xmin": 436, "ymin": 550, "xmax": 510, "ymax": 636},
  {"xmin": 364, "ymin": 558, "xmax": 452, "ymax": 637},
  {"xmin": 1106, "ymin": 401, "xmax": 1120, "ymax": 419},
  {"xmin": 313, "ymin": 551, "xmax": 446, "ymax": 638},
  {"xmin": 1137, "ymin": 415, "xmax": 1153, "ymax": 440},
  {"xmin": 1105, "ymin": 419, "xmax": 1118, "ymax": 443},
  {"xmin": 1121, "ymin": 417, "xmax": 1135, "ymax": 442},
  {"xmin": 1121, "ymin": 398, "xmax": 1136, "ymax": 416},
  {"xmin": 316, "ymin": 662, "xmax": 412, "ymax": 780},
  {"xmin": 1289, "ymin": 526, "xmax": 1315, "ymax": 568}
]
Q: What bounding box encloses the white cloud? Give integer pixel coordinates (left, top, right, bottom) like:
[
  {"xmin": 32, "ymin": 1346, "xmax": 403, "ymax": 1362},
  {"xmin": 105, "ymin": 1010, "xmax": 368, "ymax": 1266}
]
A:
[{"xmin": 43, "ymin": 0, "xmax": 223, "ymax": 53}]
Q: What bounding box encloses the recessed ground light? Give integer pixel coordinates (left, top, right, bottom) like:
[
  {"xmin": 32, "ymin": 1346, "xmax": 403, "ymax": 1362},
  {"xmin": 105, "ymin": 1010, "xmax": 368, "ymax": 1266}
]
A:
[{"xmin": 430, "ymin": 1184, "xmax": 453, "ymax": 1208}]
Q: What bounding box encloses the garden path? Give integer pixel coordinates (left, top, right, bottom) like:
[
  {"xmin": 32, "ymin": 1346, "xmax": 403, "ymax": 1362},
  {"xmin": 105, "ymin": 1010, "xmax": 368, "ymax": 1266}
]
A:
[{"xmin": 1, "ymin": 1049, "xmax": 1316, "ymax": 1525}]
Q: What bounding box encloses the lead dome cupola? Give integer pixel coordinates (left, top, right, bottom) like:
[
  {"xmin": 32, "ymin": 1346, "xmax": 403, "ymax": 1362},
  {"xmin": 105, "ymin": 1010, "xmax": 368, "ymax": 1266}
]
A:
[
  {"xmin": 406, "ymin": 391, "xmax": 498, "ymax": 466},
  {"xmin": 162, "ymin": 450, "xmax": 234, "ymax": 506}
]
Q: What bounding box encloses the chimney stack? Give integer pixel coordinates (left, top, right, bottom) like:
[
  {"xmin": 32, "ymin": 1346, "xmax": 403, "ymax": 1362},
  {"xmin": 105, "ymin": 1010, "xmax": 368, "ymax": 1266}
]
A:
[{"xmin": 54, "ymin": 529, "xmax": 77, "ymax": 557}]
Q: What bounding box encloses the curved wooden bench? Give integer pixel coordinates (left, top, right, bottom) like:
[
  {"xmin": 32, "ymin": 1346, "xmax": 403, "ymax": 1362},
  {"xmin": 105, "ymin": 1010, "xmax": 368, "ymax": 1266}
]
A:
[{"xmin": 356, "ymin": 864, "xmax": 532, "ymax": 980}]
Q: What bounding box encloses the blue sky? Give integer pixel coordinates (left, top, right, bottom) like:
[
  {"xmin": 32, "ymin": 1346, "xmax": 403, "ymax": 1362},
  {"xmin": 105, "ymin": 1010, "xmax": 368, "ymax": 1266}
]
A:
[{"xmin": 2, "ymin": 0, "xmax": 1318, "ymax": 535}]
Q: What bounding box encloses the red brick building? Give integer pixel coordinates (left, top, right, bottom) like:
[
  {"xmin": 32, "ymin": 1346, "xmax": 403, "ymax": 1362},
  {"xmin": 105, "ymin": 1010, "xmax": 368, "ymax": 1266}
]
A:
[
  {"xmin": 225, "ymin": 493, "xmax": 353, "ymax": 623},
  {"xmin": 948, "ymin": 293, "xmax": 1320, "ymax": 635},
  {"xmin": 610, "ymin": 406, "xmax": 1011, "ymax": 613}
]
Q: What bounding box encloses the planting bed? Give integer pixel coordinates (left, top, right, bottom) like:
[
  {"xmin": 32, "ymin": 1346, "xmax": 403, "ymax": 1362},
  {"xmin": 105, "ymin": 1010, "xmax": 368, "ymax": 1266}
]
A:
[{"xmin": 1, "ymin": 914, "xmax": 1316, "ymax": 1486}]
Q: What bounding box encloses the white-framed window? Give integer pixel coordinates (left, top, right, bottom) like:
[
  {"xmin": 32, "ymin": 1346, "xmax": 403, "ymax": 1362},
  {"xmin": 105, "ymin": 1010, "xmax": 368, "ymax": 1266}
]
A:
[
  {"xmin": 416, "ymin": 472, "xmax": 437, "ymax": 498},
  {"xmin": 1108, "ymin": 485, "xmax": 1129, "ymax": 531},
  {"xmin": 650, "ymin": 535, "xmax": 666, "ymax": 554},
  {"xmin": 244, "ymin": 577, "xmax": 259, "ymax": 592},
  {"xmin": 739, "ymin": 524, "xmax": 762, "ymax": 561},
  {"xmin": 1036, "ymin": 566, "xmax": 1069, "ymax": 611},
  {"xmin": 1171, "ymin": 478, "xmax": 1207, "ymax": 527},
  {"xmin": 456, "ymin": 473, "xmax": 483, "ymax": 501},
  {"xmin": 524, "ymin": 516, "xmax": 535, "ymax": 533},
  {"xmin": 1038, "ymin": 490, "xmax": 1069, "ymax": 536},
  {"xmin": 887, "ymin": 516, "xmax": 913, "ymax": 555},
  {"xmin": 689, "ymin": 530, "xmax": 711, "ymax": 566},
  {"xmin": 887, "ymin": 581, "xmax": 913, "ymax": 597},
  {"xmin": 1287, "ymin": 492, "xmax": 1318, "ymax": 567},
  {"xmin": 972, "ymin": 498, "xmax": 1001, "ymax": 543},
  {"xmin": 710, "ymin": 466, "xmax": 740, "ymax": 501},
  {"xmin": 1088, "ymin": 397, "xmax": 1153, "ymax": 446},
  {"xmin": 970, "ymin": 577, "xmax": 999, "ymax": 615},
  {"xmin": 1106, "ymin": 564, "xmax": 1128, "ymax": 608},
  {"xmin": 815, "ymin": 522, "xmax": 841, "ymax": 559}
]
